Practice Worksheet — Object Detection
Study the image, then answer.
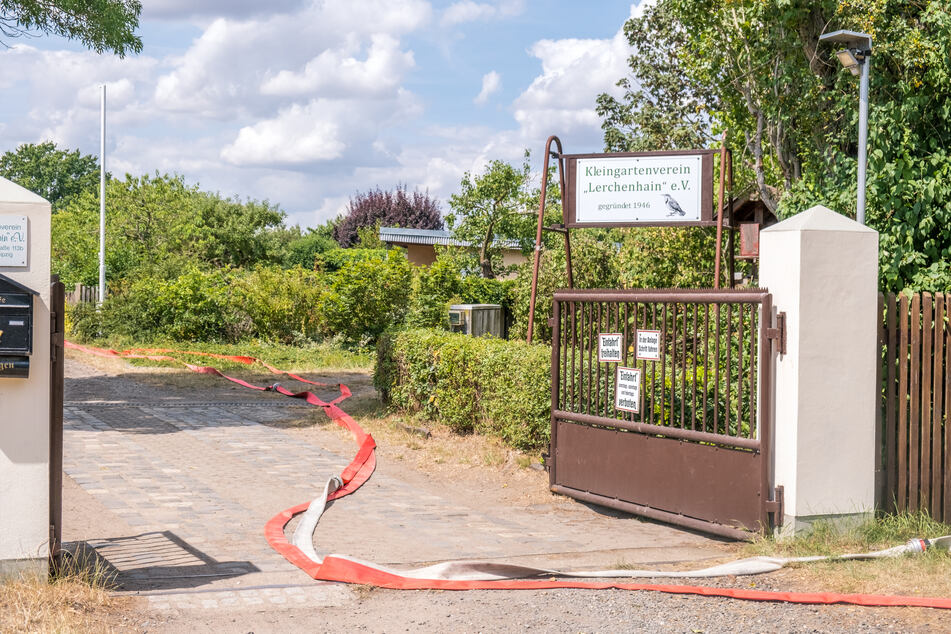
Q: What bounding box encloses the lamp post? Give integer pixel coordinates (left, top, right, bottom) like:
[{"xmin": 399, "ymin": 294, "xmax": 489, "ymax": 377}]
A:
[{"xmin": 818, "ymin": 30, "xmax": 872, "ymax": 225}]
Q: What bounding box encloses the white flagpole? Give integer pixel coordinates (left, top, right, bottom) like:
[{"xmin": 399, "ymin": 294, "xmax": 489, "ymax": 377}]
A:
[{"xmin": 98, "ymin": 85, "xmax": 106, "ymax": 304}]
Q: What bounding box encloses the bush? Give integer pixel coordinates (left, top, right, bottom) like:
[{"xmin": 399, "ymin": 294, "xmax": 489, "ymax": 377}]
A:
[
  {"xmin": 375, "ymin": 329, "xmax": 551, "ymax": 450},
  {"xmin": 70, "ymin": 266, "xmax": 326, "ymax": 344},
  {"xmin": 319, "ymin": 250, "xmax": 412, "ymax": 344},
  {"xmin": 229, "ymin": 265, "xmax": 324, "ymax": 342}
]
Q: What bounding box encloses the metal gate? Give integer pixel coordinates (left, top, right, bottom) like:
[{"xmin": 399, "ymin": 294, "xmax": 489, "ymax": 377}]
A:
[{"xmin": 548, "ymin": 289, "xmax": 783, "ymax": 539}]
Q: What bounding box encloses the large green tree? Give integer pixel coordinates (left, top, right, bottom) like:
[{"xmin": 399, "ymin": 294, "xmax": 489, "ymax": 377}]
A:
[
  {"xmin": 0, "ymin": 141, "xmax": 99, "ymax": 212},
  {"xmin": 446, "ymin": 158, "xmax": 537, "ymax": 279},
  {"xmin": 1, "ymin": 0, "xmax": 141, "ymax": 55},
  {"xmin": 598, "ymin": 0, "xmax": 951, "ymax": 291}
]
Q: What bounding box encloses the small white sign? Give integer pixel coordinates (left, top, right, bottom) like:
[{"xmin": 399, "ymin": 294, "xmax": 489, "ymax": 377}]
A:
[
  {"xmin": 575, "ymin": 155, "xmax": 704, "ymax": 224},
  {"xmin": 0, "ymin": 215, "xmax": 27, "ymax": 267},
  {"xmin": 598, "ymin": 333, "xmax": 623, "ymax": 363},
  {"xmin": 636, "ymin": 329, "xmax": 661, "ymax": 361},
  {"xmin": 615, "ymin": 366, "xmax": 641, "ymax": 413}
]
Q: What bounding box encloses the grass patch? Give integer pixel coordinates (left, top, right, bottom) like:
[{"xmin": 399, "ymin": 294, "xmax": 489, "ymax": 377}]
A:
[
  {"xmin": 748, "ymin": 511, "xmax": 951, "ymax": 596},
  {"xmin": 71, "ymin": 337, "xmax": 374, "ymax": 374},
  {"xmin": 0, "ymin": 552, "xmax": 130, "ymax": 633}
]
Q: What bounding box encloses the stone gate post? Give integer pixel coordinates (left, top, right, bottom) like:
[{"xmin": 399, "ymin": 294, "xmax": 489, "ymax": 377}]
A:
[
  {"xmin": 760, "ymin": 205, "xmax": 879, "ymax": 535},
  {"xmin": 0, "ymin": 177, "xmax": 51, "ymax": 577}
]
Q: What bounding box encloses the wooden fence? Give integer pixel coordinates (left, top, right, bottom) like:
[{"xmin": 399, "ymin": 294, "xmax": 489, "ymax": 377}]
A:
[
  {"xmin": 65, "ymin": 283, "xmax": 99, "ymax": 305},
  {"xmin": 881, "ymin": 291, "xmax": 951, "ymax": 521}
]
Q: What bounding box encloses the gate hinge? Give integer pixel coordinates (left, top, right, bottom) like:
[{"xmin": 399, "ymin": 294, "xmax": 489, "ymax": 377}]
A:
[
  {"xmin": 765, "ymin": 485, "xmax": 784, "ymax": 528},
  {"xmin": 766, "ymin": 311, "xmax": 786, "ymax": 355}
]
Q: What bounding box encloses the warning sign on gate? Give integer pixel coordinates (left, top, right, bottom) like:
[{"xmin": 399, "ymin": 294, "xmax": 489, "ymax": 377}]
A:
[
  {"xmin": 635, "ymin": 329, "xmax": 661, "ymax": 361},
  {"xmin": 598, "ymin": 333, "xmax": 623, "ymax": 363},
  {"xmin": 615, "ymin": 366, "xmax": 641, "ymax": 413}
]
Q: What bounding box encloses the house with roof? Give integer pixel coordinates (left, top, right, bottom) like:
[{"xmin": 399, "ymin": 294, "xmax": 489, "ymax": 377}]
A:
[{"xmin": 378, "ymin": 226, "xmax": 528, "ymax": 273}]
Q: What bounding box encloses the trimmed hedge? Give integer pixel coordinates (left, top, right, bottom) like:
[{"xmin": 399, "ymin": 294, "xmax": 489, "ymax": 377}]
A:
[{"xmin": 375, "ymin": 329, "xmax": 551, "ymax": 450}]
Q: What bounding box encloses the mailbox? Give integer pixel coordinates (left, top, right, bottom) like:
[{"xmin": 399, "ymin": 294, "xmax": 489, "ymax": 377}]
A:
[{"xmin": 0, "ymin": 272, "xmax": 37, "ymax": 378}]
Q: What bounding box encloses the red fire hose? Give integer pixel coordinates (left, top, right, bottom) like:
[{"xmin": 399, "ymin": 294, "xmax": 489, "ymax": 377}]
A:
[{"xmin": 67, "ymin": 341, "xmax": 951, "ymax": 609}]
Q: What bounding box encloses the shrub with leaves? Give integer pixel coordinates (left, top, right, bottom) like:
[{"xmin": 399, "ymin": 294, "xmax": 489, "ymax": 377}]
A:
[
  {"xmin": 319, "ymin": 250, "xmax": 412, "ymax": 344},
  {"xmin": 334, "ymin": 185, "xmax": 443, "ymax": 248},
  {"xmin": 376, "ymin": 329, "xmax": 551, "ymax": 450}
]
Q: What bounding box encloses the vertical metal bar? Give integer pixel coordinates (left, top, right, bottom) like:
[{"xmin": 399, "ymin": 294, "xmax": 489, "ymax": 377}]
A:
[
  {"xmin": 725, "ymin": 303, "xmax": 733, "ymax": 436},
  {"xmin": 759, "ymin": 294, "xmax": 774, "ymax": 529},
  {"xmin": 932, "ymin": 293, "xmax": 944, "ymax": 516},
  {"xmin": 885, "ymin": 293, "xmax": 898, "ymax": 512},
  {"xmin": 691, "ymin": 303, "xmax": 698, "ymax": 431},
  {"xmin": 571, "ymin": 302, "xmax": 577, "ymax": 413},
  {"xmin": 527, "ymin": 135, "xmax": 562, "ymax": 343},
  {"xmin": 670, "ymin": 303, "xmax": 678, "ymax": 427},
  {"xmin": 703, "ymin": 303, "xmax": 710, "ymax": 434},
  {"xmin": 749, "ymin": 302, "xmax": 757, "ymax": 440},
  {"xmin": 898, "ymin": 293, "xmax": 909, "ymax": 510},
  {"xmin": 596, "ymin": 302, "xmax": 603, "ymax": 417},
  {"xmin": 586, "ymin": 302, "xmax": 593, "ymax": 416},
  {"xmin": 650, "ymin": 303, "xmax": 658, "ymax": 426},
  {"xmin": 714, "ymin": 132, "xmax": 727, "ymax": 289},
  {"xmin": 737, "ymin": 303, "xmax": 745, "ymax": 438},
  {"xmin": 550, "ymin": 298, "xmax": 561, "ymax": 488},
  {"xmin": 680, "ymin": 302, "xmax": 687, "ymax": 429},
  {"xmin": 99, "ymin": 85, "xmax": 107, "ymax": 305},
  {"xmin": 910, "ymin": 292, "xmax": 921, "ymax": 512},
  {"xmin": 921, "ymin": 293, "xmax": 933, "ymax": 512},
  {"xmin": 661, "ymin": 303, "xmax": 668, "ymax": 426},
  {"xmin": 562, "ymin": 296, "xmax": 569, "ymax": 412},
  {"xmin": 714, "ymin": 304, "xmax": 721, "ymax": 434}
]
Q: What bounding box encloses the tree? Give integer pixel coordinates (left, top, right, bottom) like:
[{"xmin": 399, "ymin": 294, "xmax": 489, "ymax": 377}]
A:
[
  {"xmin": 333, "ymin": 184, "xmax": 442, "ymax": 248},
  {"xmin": 598, "ymin": 0, "xmax": 951, "ymax": 291},
  {"xmin": 446, "ymin": 159, "xmax": 533, "ymax": 279},
  {"xmin": 0, "ymin": 142, "xmax": 99, "ymax": 212},
  {"xmin": 52, "ymin": 172, "xmax": 292, "ymax": 285},
  {"xmin": 1, "ymin": 0, "xmax": 141, "ymax": 56}
]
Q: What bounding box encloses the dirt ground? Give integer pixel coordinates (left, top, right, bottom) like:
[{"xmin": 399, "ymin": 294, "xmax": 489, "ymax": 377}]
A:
[{"xmin": 59, "ymin": 349, "xmax": 951, "ymax": 633}]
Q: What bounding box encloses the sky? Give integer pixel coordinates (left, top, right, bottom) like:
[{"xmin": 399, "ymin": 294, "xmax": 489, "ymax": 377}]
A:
[{"xmin": 0, "ymin": 0, "xmax": 643, "ymax": 229}]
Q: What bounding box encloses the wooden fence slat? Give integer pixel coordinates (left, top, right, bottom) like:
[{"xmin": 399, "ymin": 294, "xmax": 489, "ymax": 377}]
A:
[
  {"xmin": 910, "ymin": 293, "xmax": 921, "ymax": 512},
  {"xmin": 898, "ymin": 293, "xmax": 909, "ymax": 510},
  {"xmin": 921, "ymin": 293, "xmax": 933, "ymax": 512},
  {"xmin": 933, "ymin": 294, "xmax": 945, "ymax": 517},
  {"xmin": 945, "ymin": 294, "xmax": 951, "ymax": 523},
  {"xmin": 885, "ymin": 292, "xmax": 898, "ymax": 512}
]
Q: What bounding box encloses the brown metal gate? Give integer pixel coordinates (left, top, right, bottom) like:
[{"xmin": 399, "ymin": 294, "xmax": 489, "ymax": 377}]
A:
[{"xmin": 548, "ymin": 289, "xmax": 782, "ymax": 539}]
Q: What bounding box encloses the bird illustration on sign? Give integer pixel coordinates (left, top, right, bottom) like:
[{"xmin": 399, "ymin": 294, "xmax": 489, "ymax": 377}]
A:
[{"xmin": 663, "ymin": 193, "xmax": 686, "ymax": 217}]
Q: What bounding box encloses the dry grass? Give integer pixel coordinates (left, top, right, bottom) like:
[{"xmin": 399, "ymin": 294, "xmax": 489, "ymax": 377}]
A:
[
  {"xmin": 0, "ymin": 553, "xmax": 133, "ymax": 633},
  {"xmin": 748, "ymin": 512, "xmax": 951, "ymax": 596}
]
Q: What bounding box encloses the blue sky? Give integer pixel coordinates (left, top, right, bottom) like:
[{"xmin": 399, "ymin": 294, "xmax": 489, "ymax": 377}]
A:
[{"xmin": 0, "ymin": 1, "xmax": 642, "ymax": 228}]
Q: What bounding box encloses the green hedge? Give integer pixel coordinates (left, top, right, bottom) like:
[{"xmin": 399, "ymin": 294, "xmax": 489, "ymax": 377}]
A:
[{"xmin": 375, "ymin": 329, "xmax": 551, "ymax": 450}]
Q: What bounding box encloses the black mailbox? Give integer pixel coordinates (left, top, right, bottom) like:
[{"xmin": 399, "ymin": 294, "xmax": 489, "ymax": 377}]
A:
[{"xmin": 0, "ymin": 273, "xmax": 37, "ymax": 378}]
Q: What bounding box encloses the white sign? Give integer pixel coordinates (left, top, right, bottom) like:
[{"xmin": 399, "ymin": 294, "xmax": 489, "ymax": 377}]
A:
[
  {"xmin": 615, "ymin": 366, "xmax": 641, "ymax": 413},
  {"xmin": 598, "ymin": 333, "xmax": 623, "ymax": 363},
  {"xmin": 0, "ymin": 215, "xmax": 27, "ymax": 267},
  {"xmin": 636, "ymin": 329, "xmax": 661, "ymax": 361},
  {"xmin": 575, "ymin": 155, "xmax": 703, "ymax": 224}
]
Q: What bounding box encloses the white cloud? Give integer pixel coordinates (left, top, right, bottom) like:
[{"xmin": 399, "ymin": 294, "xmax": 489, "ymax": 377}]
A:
[
  {"xmin": 511, "ymin": 24, "xmax": 633, "ymax": 149},
  {"xmin": 261, "ymin": 34, "xmax": 414, "ymax": 99},
  {"xmin": 474, "ymin": 71, "xmax": 501, "ymax": 105},
  {"xmin": 143, "ymin": 0, "xmax": 306, "ymax": 21},
  {"xmin": 220, "ymin": 101, "xmax": 347, "ymax": 166}
]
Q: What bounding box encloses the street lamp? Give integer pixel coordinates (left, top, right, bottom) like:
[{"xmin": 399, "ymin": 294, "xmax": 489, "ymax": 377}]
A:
[{"xmin": 819, "ymin": 30, "xmax": 872, "ymax": 225}]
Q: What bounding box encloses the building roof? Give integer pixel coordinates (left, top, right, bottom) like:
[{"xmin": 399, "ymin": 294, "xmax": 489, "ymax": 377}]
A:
[{"xmin": 378, "ymin": 226, "xmax": 521, "ymax": 249}]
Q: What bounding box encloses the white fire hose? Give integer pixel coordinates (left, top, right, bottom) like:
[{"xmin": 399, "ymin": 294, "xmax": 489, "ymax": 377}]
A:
[{"xmin": 292, "ymin": 476, "xmax": 951, "ymax": 581}]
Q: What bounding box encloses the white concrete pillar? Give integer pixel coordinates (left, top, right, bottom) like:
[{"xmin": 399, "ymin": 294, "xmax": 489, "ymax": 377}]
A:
[
  {"xmin": 760, "ymin": 205, "xmax": 878, "ymax": 535},
  {"xmin": 0, "ymin": 177, "xmax": 51, "ymax": 577}
]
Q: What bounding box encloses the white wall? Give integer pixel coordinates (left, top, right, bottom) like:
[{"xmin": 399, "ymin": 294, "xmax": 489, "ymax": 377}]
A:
[
  {"xmin": 0, "ymin": 177, "xmax": 51, "ymax": 576},
  {"xmin": 760, "ymin": 205, "xmax": 878, "ymax": 533}
]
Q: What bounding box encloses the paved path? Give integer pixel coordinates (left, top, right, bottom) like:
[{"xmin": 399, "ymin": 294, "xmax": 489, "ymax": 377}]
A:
[{"xmin": 62, "ymin": 357, "xmax": 727, "ymax": 616}]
